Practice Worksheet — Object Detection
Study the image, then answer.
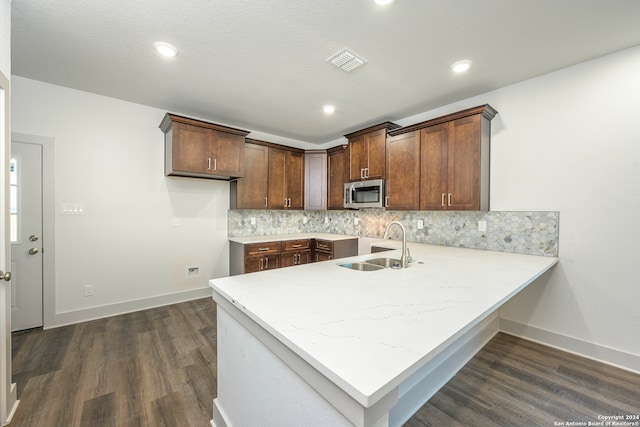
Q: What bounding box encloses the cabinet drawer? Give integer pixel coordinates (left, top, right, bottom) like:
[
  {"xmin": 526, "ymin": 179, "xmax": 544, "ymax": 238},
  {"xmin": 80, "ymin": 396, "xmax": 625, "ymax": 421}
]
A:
[
  {"xmin": 245, "ymin": 242, "xmax": 282, "ymax": 257},
  {"xmin": 282, "ymin": 239, "xmax": 311, "ymax": 252},
  {"xmin": 314, "ymin": 239, "xmax": 333, "ymax": 253}
]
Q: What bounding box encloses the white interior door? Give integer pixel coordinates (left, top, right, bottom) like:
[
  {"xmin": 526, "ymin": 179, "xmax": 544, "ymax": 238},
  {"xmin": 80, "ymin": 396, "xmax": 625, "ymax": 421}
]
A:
[{"xmin": 10, "ymin": 141, "xmax": 43, "ymax": 331}]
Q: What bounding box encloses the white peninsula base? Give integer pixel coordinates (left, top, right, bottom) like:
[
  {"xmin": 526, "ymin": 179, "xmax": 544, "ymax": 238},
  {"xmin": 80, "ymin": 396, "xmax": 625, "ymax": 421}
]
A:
[
  {"xmin": 210, "ymin": 243, "xmax": 558, "ymax": 427},
  {"xmin": 212, "ymin": 291, "xmax": 500, "ymax": 427}
]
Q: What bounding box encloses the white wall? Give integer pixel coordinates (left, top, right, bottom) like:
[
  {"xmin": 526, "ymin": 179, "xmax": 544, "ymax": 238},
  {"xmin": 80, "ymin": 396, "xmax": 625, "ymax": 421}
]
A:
[
  {"xmin": 400, "ymin": 46, "xmax": 640, "ymax": 367},
  {"xmin": 10, "ymin": 77, "xmax": 236, "ymax": 324},
  {"xmin": 493, "ymin": 46, "xmax": 640, "ymax": 365}
]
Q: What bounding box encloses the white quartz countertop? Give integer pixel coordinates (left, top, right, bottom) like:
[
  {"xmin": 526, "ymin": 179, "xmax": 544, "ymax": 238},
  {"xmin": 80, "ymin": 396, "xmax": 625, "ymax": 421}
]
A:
[
  {"xmin": 228, "ymin": 232, "xmax": 359, "ymax": 244},
  {"xmin": 210, "ymin": 243, "xmax": 558, "ymax": 407}
]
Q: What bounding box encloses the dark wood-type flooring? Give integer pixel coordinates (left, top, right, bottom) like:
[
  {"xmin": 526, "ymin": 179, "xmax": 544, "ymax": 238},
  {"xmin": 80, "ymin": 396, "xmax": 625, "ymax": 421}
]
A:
[{"xmin": 11, "ymin": 298, "xmax": 640, "ymax": 426}]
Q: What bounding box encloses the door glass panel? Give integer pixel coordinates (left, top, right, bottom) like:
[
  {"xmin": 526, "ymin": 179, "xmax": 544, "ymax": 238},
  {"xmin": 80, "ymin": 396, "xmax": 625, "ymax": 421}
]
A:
[{"xmin": 10, "ymin": 156, "xmax": 18, "ymax": 243}]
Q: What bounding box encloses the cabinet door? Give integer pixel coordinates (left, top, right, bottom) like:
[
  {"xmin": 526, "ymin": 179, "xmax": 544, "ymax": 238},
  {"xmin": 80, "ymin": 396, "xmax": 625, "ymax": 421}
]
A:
[
  {"xmin": 286, "ymin": 150, "xmax": 305, "ymax": 209},
  {"xmin": 212, "ymin": 131, "xmax": 244, "ymax": 178},
  {"xmin": 315, "ymin": 252, "xmax": 333, "ymax": 262},
  {"xmin": 365, "ymin": 129, "xmax": 386, "ymax": 179},
  {"xmin": 385, "ymin": 131, "xmax": 420, "ymax": 210},
  {"xmin": 236, "ymin": 143, "xmax": 269, "ymax": 209},
  {"xmin": 420, "ymin": 123, "xmax": 449, "ymax": 210},
  {"xmin": 280, "ymin": 251, "xmax": 311, "ymax": 268},
  {"xmin": 245, "ymin": 254, "xmax": 280, "ymax": 273},
  {"xmin": 327, "ymin": 147, "xmax": 348, "ymax": 209},
  {"xmin": 447, "ymin": 115, "xmax": 481, "ymax": 210},
  {"xmin": 348, "ymin": 135, "xmax": 366, "ymax": 181},
  {"xmin": 304, "ymin": 152, "xmax": 327, "ymax": 210},
  {"xmin": 267, "ymin": 148, "xmax": 287, "ymax": 209},
  {"xmin": 172, "ymin": 122, "xmax": 212, "ymax": 174}
]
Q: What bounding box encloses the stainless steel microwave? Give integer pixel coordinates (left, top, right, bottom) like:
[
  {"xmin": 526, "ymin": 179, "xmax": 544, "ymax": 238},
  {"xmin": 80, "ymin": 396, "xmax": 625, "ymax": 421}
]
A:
[{"xmin": 344, "ymin": 179, "xmax": 385, "ymax": 209}]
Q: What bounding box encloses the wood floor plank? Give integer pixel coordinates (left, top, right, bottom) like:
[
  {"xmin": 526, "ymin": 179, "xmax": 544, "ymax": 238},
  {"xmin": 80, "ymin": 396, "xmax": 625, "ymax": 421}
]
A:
[{"xmin": 10, "ymin": 299, "xmax": 639, "ymax": 426}]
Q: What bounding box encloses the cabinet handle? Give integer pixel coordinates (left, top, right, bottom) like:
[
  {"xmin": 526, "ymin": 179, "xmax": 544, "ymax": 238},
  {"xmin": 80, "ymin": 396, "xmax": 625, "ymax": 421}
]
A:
[
  {"xmin": 448, "ymin": 193, "xmax": 452, "ymax": 206},
  {"xmin": 286, "ymin": 198, "xmax": 291, "ymax": 208},
  {"xmin": 265, "ymin": 257, "xmax": 269, "ymax": 269},
  {"xmin": 284, "ymin": 198, "xmax": 288, "ymax": 208},
  {"xmin": 207, "ymin": 158, "xmax": 212, "ymax": 170},
  {"xmin": 441, "ymin": 193, "xmax": 446, "ymax": 207},
  {"xmin": 264, "ymin": 197, "xmax": 268, "ymax": 207},
  {"xmin": 364, "ymin": 167, "xmax": 369, "ymax": 178},
  {"xmin": 360, "ymin": 168, "xmax": 364, "ymax": 179},
  {"xmin": 385, "ymin": 196, "xmax": 389, "ymax": 207},
  {"xmin": 213, "ymin": 158, "xmax": 217, "ymax": 171},
  {"xmin": 292, "ymin": 244, "xmax": 302, "ymax": 248},
  {"xmin": 259, "ymin": 258, "xmax": 264, "ymax": 270},
  {"xmin": 328, "ymin": 255, "xmax": 332, "ymax": 260},
  {"xmin": 258, "ymin": 247, "xmax": 270, "ymax": 251}
]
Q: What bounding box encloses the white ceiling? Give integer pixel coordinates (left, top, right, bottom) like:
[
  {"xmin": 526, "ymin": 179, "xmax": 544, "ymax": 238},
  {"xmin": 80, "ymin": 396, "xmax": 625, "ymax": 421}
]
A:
[{"xmin": 10, "ymin": 0, "xmax": 640, "ymax": 145}]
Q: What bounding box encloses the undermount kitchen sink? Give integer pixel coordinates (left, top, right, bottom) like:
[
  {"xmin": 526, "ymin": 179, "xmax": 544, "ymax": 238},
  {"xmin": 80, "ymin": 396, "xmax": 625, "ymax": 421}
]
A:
[
  {"xmin": 366, "ymin": 258, "xmax": 403, "ymax": 269},
  {"xmin": 338, "ymin": 257, "xmax": 403, "ymax": 271}
]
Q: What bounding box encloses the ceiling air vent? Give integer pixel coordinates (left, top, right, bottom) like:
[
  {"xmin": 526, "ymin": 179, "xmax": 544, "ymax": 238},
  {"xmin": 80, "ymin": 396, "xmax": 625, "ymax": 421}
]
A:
[{"xmin": 327, "ymin": 49, "xmax": 367, "ymax": 72}]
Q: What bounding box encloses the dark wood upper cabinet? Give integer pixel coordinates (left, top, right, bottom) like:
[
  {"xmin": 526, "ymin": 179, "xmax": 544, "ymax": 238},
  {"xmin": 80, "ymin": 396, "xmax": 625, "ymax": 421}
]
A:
[
  {"xmin": 389, "ymin": 104, "xmax": 497, "ymax": 211},
  {"xmin": 267, "ymin": 147, "xmax": 304, "ymax": 210},
  {"xmin": 419, "ymin": 123, "xmax": 449, "ymax": 210},
  {"xmin": 233, "ymin": 142, "xmax": 269, "ymax": 209},
  {"xmin": 327, "ymin": 145, "xmax": 348, "ymax": 210},
  {"xmin": 385, "ymin": 131, "xmax": 421, "ymax": 210},
  {"xmin": 231, "ymin": 139, "xmax": 304, "ymax": 210},
  {"xmin": 344, "ymin": 122, "xmax": 399, "ymax": 181},
  {"xmin": 160, "ymin": 113, "xmax": 249, "ymax": 180}
]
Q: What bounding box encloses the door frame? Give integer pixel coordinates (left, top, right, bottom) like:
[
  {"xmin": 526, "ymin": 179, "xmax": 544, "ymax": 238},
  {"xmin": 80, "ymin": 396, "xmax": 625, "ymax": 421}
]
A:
[
  {"xmin": 1, "ymin": 70, "xmax": 19, "ymax": 425},
  {"xmin": 11, "ymin": 133, "xmax": 55, "ymax": 329}
]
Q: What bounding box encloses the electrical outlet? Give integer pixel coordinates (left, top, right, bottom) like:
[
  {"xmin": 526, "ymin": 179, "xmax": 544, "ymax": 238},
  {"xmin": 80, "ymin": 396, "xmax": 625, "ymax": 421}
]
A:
[
  {"xmin": 417, "ymin": 220, "xmax": 424, "ymax": 229},
  {"xmin": 354, "ymin": 218, "xmax": 359, "ymax": 225},
  {"xmin": 250, "ymin": 217, "xmax": 256, "ymax": 226},
  {"xmin": 478, "ymin": 220, "xmax": 487, "ymax": 232},
  {"xmin": 186, "ymin": 265, "xmax": 201, "ymax": 278},
  {"xmin": 325, "ymin": 217, "xmax": 329, "ymax": 224},
  {"xmin": 303, "ymin": 216, "xmax": 308, "ymax": 224},
  {"xmin": 83, "ymin": 284, "xmax": 94, "ymax": 297}
]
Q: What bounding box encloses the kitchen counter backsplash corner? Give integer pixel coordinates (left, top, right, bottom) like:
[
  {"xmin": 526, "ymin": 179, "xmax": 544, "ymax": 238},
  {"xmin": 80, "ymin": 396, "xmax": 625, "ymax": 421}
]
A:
[{"xmin": 228, "ymin": 209, "xmax": 559, "ymax": 257}]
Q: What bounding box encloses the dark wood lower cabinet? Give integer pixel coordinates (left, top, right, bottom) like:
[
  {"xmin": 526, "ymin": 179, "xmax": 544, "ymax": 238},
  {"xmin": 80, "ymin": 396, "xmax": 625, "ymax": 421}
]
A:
[
  {"xmin": 280, "ymin": 239, "xmax": 312, "ymax": 268},
  {"xmin": 230, "ymin": 237, "xmax": 358, "ymax": 275}
]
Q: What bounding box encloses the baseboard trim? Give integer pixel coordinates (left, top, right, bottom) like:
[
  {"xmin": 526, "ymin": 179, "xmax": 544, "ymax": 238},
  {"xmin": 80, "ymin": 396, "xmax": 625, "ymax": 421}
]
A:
[
  {"xmin": 499, "ymin": 318, "xmax": 640, "ymax": 375},
  {"xmin": 50, "ymin": 287, "xmax": 212, "ymax": 328}
]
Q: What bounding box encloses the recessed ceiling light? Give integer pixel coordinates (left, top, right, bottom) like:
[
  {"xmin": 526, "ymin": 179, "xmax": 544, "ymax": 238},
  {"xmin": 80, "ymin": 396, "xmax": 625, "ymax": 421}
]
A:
[
  {"xmin": 154, "ymin": 41, "xmax": 178, "ymax": 58},
  {"xmin": 323, "ymin": 105, "xmax": 336, "ymax": 114},
  {"xmin": 451, "ymin": 60, "xmax": 471, "ymax": 73},
  {"xmin": 374, "ymin": 0, "xmax": 394, "ymax": 5}
]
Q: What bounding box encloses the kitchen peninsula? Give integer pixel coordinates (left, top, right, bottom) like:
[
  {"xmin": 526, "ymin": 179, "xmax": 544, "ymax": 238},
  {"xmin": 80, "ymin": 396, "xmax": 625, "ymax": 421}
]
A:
[{"xmin": 209, "ymin": 242, "xmax": 558, "ymax": 427}]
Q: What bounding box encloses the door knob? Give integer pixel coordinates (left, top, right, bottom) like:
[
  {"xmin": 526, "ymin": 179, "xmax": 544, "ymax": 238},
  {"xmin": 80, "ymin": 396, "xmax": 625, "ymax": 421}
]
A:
[
  {"xmin": 29, "ymin": 234, "xmax": 39, "ymax": 242},
  {"xmin": 29, "ymin": 248, "xmax": 39, "ymax": 255},
  {"xmin": 0, "ymin": 271, "xmax": 10, "ymax": 281}
]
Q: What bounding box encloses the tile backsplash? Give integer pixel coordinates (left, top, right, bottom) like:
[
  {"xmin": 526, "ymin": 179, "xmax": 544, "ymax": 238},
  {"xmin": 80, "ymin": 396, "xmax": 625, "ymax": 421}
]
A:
[{"xmin": 228, "ymin": 209, "xmax": 559, "ymax": 257}]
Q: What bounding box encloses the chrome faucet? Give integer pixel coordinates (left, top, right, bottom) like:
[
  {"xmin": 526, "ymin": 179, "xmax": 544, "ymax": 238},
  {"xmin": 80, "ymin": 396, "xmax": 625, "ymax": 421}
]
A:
[{"xmin": 383, "ymin": 221, "xmax": 409, "ymax": 268}]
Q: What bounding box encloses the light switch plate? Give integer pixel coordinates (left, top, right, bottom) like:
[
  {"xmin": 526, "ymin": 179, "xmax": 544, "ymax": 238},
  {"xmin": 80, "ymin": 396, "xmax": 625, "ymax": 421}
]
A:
[
  {"xmin": 478, "ymin": 220, "xmax": 487, "ymax": 232},
  {"xmin": 417, "ymin": 220, "xmax": 424, "ymax": 229},
  {"xmin": 60, "ymin": 203, "xmax": 86, "ymax": 215}
]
